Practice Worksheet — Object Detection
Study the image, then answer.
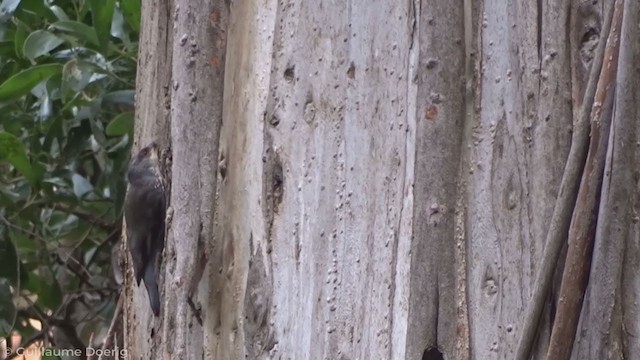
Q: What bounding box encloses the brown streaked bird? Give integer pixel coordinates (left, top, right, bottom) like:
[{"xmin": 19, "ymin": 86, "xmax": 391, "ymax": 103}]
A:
[{"xmin": 124, "ymin": 142, "xmax": 166, "ymax": 316}]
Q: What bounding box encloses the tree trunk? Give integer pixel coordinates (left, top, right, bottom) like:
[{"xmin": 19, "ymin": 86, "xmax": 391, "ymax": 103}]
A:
[{"xmin": 120, "ymin": 0, "xmax": 640, "ymax": 359}]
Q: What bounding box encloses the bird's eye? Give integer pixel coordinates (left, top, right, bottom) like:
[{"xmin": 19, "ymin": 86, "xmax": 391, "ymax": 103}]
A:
[{"xmin": 139, "ymin": 148, "xmax": 149, "ymax": 157}]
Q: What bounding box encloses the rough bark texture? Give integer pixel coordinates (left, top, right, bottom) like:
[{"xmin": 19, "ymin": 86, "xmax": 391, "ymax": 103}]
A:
[
  {"xmin": 253, "ymin": 1, "xmax": 418, "ymax": 358},
  {"xmin": 547, "ymin": 2, "xmax": 621, "ymax": 357},
  {"xmin": 466, "ymin": 1, "xmax": 574, "ymax": 358},
  {"xmin": 572, "ymin": 0, "xmax": 640, "ymax": 358},
  {"xmin": 124, "ymin": 0, "xmax": 640, "ymax": 358},
  {"xmin": 407, "ymin": 0, "xmax": 466, "ymax": 358},
  {"xmin": 125, "ymin": 0, "xmax": 227, "ymax": 359},
  {"xmin": 124, "ymin": 0, "xmax": 173, "ymax": 357}
]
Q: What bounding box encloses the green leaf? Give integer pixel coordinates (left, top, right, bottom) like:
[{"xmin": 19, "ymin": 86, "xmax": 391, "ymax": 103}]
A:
[
  {"xmin": 62, "ymin": 58, "xmax": 94, "ymax": 93},
  {"xmin": 48, "ymin": 5, "xmax": 69, "ymax": 21},
  {"xmin": 103, "ymin": 89, "xmax": 134, "ymax": 106},
  {"xmin": 23, "ymin": 270, "xmax": 62, "ymax": 310},
  {"xmin": 46, "ymin": 73, "xmax": 63, "ymax": 100},
  {"xmin": 14, "ymin": 0, "xmax": 54, "ymax": 22},
  {"xmin": 0, "ymin": 132, "xmax": 37, "ymax": 183},
  {"xmin": 13, "ymin": 17, "xmax": 28, "ymax": 58},
  {"xmin": 88, "ymin": 0, "xmax": 116, "ymax": 53},
  {"xmin": 23, "ymin": 30, "xmax": 64, "ymax": 63},
  {"xmin": 0, "ymin": 278, "xmax": 16, "ymax": 337},
  {"xmin": 110, "ymin": 7, "xmax": 130, "ymax": 46},
  {"xmin": 50, "ymin": 20, "xmax": 99, "ymax": 46},
  {"xmin": 0, "ymin": 112, "xmax": 20, "ymax": 134},
  {"xmin": 89, "ymin": 116, "xmax": 107, "ymax": 145},
  {"xmin": 43, "ymin": 113, "xmax": 64, "ymax": 150},
  {"xmin": 10, "ymin": 230, "xmax": 37, "ymax": 256},
  {"xmin": 0, "ymin": 63, "xmax": 62, "ymax": 102},
  {"xmin": 36, "ymin": 88, "xmax": 52, "ymax": 120},
  {"xmin": 0, "ymin": 41, "xmax": 12, "ymax": 57},
  {"xmin": 120, "ymin": 0, "xmax": 140, "ymax": 32},
  {"xmin": 106, "ymin": 112, "xmax": 133, "ymax": 136},
  {"xmin": 71, "ymin": 173, "xmax": 93, "ymax": 198}
]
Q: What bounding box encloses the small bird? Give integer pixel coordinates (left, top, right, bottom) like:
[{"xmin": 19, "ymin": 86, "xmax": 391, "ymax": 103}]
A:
[{"xmin": 124, "ymin": 142, "xmax": 166, "ymax": 316}]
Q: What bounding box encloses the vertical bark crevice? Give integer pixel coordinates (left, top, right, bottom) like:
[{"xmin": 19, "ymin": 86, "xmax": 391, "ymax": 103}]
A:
[
  {"xmin": 406, "ymin": 0, "xmax": 466, "ymax": 359},
  {"xmin": 243, "ymin": 232, "xmax": 276, "ymax": 358},
  {"xmin": 213, "ymin": 0, "xmax": 278, "ymax": 357}
]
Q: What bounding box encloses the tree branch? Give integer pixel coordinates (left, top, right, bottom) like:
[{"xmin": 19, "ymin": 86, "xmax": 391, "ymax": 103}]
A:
[
  {"xmin": 546, "ymin": 1, "xmax": 623, "ymax": 358},
  {"xmin": 55, "ymin": 202, "xmax": 114, "ymax": 232},
  {"xmin": 97, "ymin": 293, "xmax": 123, "ymax": 360},
  {"xmin": 514, "ymin": 2, "xmax": 616, "ymax": 359}
]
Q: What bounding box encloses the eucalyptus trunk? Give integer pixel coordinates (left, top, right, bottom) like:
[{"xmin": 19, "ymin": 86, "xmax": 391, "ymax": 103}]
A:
[{"xmin": 120, "ymin": 0, "xmax": 640, "ymax": 359}]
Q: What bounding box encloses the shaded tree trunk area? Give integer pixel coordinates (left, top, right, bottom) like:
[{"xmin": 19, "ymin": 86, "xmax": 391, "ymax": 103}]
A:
[{"xmin": 120, "ymin": 0, "xmax": 640, "ymax": 359}]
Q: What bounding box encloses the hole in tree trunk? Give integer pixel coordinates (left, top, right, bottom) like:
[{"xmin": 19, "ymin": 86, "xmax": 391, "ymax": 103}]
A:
[{"xmin": 423, "ymin": 347, "xmax": 444, "ymax": 360}]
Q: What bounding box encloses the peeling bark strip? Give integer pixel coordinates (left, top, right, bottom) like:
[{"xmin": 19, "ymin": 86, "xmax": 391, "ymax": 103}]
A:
[
  {"xmin": 127, "ymin": 0, "xmax": 229, "ymax": 358},
  {"xmin": 407, "ymin": 0, "xmax": 466, "ymax": 359},
  {"xmin": 514, "ymin": 2, "xmax": 615, "ymax": 359},
  {"xmin": 574, "ymin": 0, "xmax": 640, "ymax": 357},
  {"xmin": 259, "ymin": 0, "xmax": 420, "ymax": 357},
  {"xmin": 165, "ymin": 0, "xmax": 228, "ymax": 357},
  {"xmin": 125, "ymin": 0, "xmax": 174, "ymax": 356},
  {"xmin": 546, "ymin": 1, "xmax": 623, "ymax": 358}
]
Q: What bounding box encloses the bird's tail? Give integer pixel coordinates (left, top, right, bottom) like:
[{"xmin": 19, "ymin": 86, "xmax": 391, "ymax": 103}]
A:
[{"xmin": 143, "ymin": 264, "xmax": 161, "ymax": 316}]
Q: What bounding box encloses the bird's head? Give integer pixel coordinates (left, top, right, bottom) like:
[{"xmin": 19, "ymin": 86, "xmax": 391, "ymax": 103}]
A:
[
  {"xmin": 128, "ymin": 141, "xmax": 161, "ymax": 185},
  {"xmin": 134, "ymin": 141, "xmax": 159, "ymax": 163}
]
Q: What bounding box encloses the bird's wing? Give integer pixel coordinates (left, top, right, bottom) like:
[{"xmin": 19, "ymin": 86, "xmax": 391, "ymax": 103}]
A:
[{"xmin": 143, "ymin": 183, "xmax": 166, "ymax": 258}]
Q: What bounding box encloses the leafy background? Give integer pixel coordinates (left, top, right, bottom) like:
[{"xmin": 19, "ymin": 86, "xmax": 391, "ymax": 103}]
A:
[{"xmin": 0, "ymin": 0, "xmax": 139, "ymax": 357}]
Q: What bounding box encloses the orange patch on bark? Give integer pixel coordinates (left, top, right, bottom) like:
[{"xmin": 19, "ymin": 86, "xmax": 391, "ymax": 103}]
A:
[
  {"xmin": 425, "ymin": 105, "xmax": 438, "ymax": 120},
  {"xmin": 209, "ymin": 9, "xmax": 220, "ymax": 24}
]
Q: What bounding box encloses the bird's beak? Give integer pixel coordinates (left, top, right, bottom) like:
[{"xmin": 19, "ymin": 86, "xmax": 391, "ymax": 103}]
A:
[{"xmin": 149, "ymin": 142, "xmax": 160, "ymax": 160}]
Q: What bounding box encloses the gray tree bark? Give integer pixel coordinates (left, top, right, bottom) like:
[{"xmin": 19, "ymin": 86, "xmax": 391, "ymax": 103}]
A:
[
  {"xmin": 121, "ymin": 0, "xmax": 640, "ymax": 359},
  {"xmin": 572, "ymin": 1, "xmax": 639, "ymax": 359}
]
